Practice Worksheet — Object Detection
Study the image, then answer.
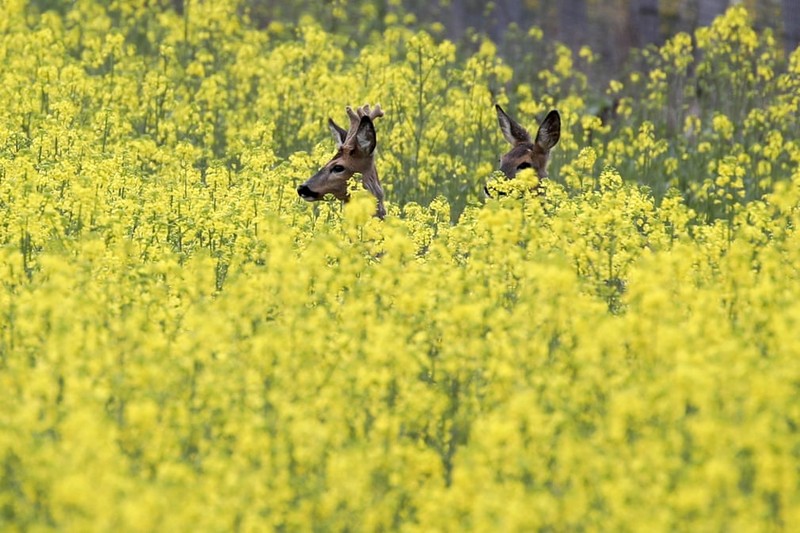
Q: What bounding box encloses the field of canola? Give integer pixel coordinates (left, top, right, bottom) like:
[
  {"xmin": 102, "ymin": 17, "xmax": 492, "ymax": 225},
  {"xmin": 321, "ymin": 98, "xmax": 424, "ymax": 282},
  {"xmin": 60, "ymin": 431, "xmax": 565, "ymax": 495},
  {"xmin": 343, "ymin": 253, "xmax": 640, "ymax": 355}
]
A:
[{"xmin": 1, "ymin": 1, "xmax": 800, "ymax": 530}]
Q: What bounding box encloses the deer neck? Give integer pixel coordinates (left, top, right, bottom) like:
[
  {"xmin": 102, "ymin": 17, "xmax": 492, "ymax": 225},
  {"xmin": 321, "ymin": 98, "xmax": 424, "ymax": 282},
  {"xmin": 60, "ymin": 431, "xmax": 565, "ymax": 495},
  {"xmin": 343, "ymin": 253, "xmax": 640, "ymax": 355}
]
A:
[{"xmin": 360, "ymin": 162, "xmax": 385, "ymax": 218}]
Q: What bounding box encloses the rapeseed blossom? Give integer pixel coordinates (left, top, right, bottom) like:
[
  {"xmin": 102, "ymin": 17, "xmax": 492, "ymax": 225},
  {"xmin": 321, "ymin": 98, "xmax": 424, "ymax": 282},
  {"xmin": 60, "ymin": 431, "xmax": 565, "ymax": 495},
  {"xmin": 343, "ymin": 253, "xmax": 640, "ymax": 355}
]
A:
[{"xmin": 0, "ymin": 3, "xmax": 799, "ymax": 531}]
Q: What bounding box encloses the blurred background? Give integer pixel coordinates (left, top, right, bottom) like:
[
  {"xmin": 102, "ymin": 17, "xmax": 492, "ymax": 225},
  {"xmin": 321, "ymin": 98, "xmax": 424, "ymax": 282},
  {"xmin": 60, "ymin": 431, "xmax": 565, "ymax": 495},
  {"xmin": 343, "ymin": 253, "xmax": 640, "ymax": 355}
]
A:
[{"xmin": 182, "ymin": 0, "xmax": 796, "ymax": 81}]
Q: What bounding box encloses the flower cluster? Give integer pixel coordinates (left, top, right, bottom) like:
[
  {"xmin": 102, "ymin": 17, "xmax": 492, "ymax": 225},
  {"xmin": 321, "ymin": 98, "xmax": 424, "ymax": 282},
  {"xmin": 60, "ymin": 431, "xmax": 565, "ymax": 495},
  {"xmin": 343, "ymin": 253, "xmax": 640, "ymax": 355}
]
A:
[{"xmin": 1, "ymin": 3, "xmax": 799, "ymax": 531}]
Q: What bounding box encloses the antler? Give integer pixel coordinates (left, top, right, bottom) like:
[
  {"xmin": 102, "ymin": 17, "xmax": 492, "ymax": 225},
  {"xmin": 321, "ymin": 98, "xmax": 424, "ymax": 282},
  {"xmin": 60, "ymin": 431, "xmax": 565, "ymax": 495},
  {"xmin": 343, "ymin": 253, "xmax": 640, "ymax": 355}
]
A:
[{"xmin": 345, "ymin": 104, "xmax": 384, "ymax": 131}]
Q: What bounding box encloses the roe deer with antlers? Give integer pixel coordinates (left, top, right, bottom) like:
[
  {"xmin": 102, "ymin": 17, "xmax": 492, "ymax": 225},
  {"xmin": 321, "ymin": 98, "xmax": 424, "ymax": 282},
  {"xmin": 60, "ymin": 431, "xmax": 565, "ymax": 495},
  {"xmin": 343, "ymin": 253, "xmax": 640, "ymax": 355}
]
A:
[
  {"xmin": 486, "ymin": 104, "xmax": 561, "ymax": 195},
  {"xmin": 297, "ymin": 104, "xmax": 386, "ymax": 219}
]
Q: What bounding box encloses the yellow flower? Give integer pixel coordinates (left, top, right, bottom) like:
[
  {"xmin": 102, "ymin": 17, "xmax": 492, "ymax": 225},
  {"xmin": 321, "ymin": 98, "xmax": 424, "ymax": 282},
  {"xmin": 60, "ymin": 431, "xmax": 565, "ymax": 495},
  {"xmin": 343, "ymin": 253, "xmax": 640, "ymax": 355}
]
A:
[{"xmin": 712, "ymin": 113, "xmax": 735, "ymax": 140}]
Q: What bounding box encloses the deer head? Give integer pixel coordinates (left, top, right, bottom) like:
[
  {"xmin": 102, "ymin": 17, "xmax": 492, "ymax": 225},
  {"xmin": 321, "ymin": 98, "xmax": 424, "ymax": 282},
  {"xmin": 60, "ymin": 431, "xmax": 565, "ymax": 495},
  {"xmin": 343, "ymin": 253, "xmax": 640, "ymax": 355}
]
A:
[
  {"xmin": 297, "ymin": 104, "xmax": 386, "ymax": 219},
  {"xmin": 488, "ymin": 104, "xmax": 560, "ymax": 195}
]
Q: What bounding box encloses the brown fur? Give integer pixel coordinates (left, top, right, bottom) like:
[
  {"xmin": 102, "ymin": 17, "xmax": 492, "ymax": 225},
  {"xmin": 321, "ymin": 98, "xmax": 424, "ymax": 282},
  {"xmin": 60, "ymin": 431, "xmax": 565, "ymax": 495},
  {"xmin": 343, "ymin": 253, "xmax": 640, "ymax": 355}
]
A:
[
  {"xmin": 297, "ymin": 105, "xmax": 386, "ymax": 219},
  {"xmin": 495, "ymin": 104, "xmax": 561, "ymax": 181}
]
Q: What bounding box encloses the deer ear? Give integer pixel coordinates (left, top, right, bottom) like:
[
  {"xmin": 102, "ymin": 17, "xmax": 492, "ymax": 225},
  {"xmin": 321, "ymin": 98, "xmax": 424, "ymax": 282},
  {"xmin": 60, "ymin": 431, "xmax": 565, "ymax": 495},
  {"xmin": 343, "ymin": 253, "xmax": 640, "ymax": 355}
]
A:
[
  {"xmin": 496, "ymin": 104, "xmax": 531, "ymax": 146},
  {"xmin": 328, "ymin": 118, "xmax": 348, "ymax": 148},
  {"xmin": 535, "ymin": 110, "xmax": 561, "ymax": 151},
  {"xmin": 354, "ymin": 116, "xmax": 376, "ymax": 155}
]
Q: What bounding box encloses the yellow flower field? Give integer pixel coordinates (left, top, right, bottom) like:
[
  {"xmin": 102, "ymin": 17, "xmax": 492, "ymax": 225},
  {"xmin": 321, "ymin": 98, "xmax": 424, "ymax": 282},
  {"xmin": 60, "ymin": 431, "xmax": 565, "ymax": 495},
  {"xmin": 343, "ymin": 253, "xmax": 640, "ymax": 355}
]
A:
[{"xmin": 1, "ymin": 2, "xmax": 800, "ymax": 531}]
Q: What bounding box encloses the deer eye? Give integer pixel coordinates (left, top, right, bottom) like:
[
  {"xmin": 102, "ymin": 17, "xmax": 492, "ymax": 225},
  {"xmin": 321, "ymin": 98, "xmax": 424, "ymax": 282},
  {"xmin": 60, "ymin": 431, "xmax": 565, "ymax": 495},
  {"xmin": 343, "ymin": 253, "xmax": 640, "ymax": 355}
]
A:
[
  {"xmin": 331, "ymin": 164, "xmax": 345, "ymax": 173},
  {"xmin": 516, "ymin": 162, "xmax": 532, "ymax": 171}
]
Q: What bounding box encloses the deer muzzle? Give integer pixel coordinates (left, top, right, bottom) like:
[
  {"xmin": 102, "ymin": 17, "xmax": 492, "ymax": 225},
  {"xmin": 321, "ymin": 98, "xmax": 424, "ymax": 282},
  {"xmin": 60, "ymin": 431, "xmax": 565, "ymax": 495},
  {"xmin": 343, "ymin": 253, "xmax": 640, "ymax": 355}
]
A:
[{"xmin": 297, "ymin": 184, "xmax": 322, "ymax": 201}]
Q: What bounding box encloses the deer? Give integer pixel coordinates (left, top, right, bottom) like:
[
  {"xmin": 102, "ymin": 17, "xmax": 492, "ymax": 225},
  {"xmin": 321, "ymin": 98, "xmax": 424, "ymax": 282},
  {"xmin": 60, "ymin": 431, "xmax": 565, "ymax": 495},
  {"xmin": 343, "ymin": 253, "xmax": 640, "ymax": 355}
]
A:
[
  {"xmin": 486, "ymin": 104, "xmax": 561, "ymax": 196},
  {"xmin": 297, "ymin": 104, "xmax": 386, "ymax": 219}
]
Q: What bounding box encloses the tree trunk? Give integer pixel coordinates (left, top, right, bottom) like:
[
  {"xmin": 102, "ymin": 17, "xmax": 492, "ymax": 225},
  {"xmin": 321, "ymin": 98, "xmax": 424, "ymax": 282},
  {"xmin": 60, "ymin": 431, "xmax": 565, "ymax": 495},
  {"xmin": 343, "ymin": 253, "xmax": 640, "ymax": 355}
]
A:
[
  {"xmin": 448, "ymin": 0, "xmax": 467, "ymax": 41},
  {"xmin": 449, "ymin": 0, "xmax": 484, "ymax": 42},
  {"xmin": 783, "ymin": 0, "xmax": 800, "ymax": 54},
  {"xmin": 488, "ymin": 0, "xmax": 524, "ymax": 46},
  {"xmin": 558, "ymin": 0, "xmax": 588, "ymax": 53},
  {"xmin": 630, "ymin": 0, "xmax": 661, "ymax": 47},
  {"xmin": 697, "ymin": 0, "xmax": 729, "ymax": 27}
]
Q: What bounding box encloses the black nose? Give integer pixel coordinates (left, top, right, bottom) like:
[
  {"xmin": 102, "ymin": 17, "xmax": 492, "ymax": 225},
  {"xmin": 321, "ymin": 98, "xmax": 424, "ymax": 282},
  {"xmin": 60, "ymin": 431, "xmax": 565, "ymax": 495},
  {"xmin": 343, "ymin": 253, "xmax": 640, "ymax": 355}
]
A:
[{"xmin": 297, "ymin": 184, "xmax": 320, "ymax": 200}]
